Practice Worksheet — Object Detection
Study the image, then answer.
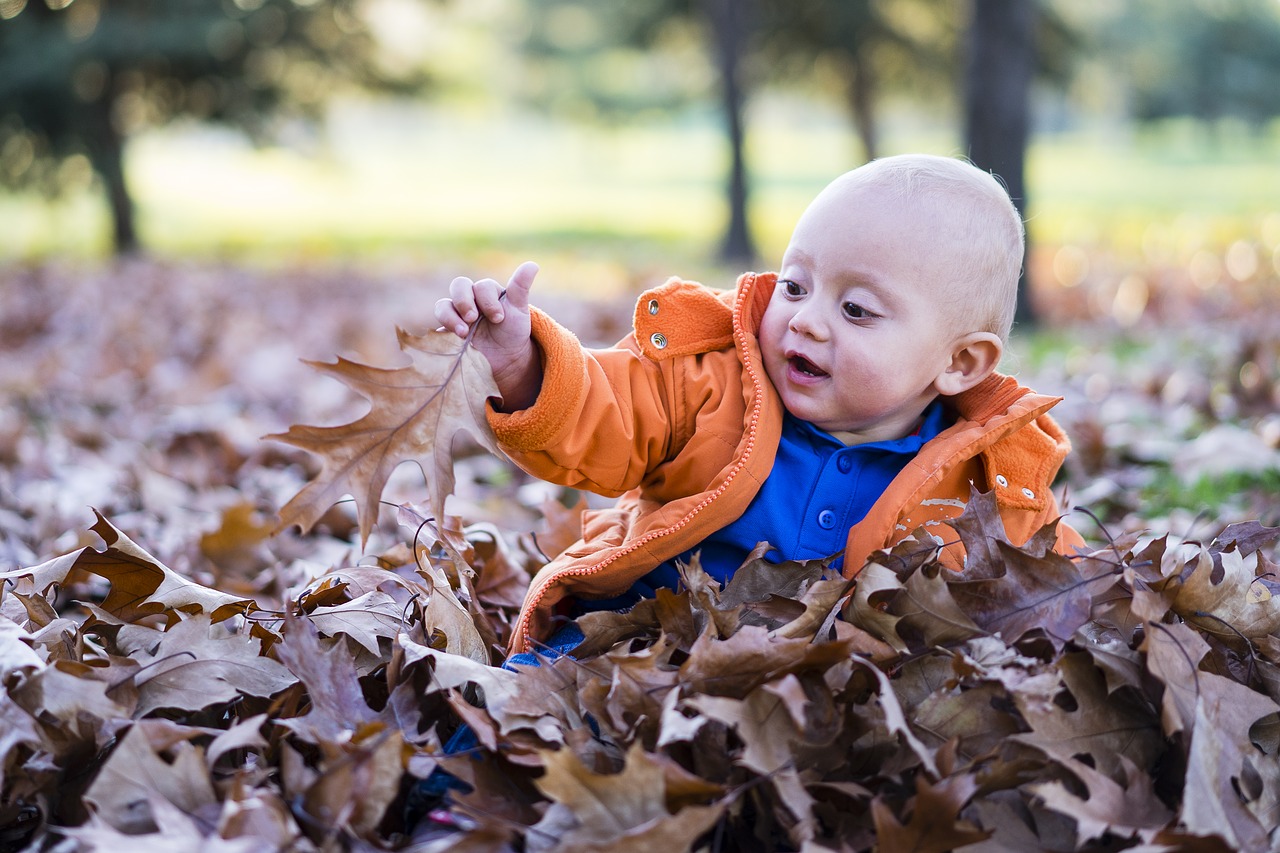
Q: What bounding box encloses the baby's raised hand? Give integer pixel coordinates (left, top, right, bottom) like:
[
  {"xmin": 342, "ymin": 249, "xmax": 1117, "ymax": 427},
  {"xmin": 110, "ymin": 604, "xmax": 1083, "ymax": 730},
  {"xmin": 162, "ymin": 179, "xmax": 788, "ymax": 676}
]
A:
[{"xmin": 434, "ymin": 261, "xmax": 542, "ymax": 411}]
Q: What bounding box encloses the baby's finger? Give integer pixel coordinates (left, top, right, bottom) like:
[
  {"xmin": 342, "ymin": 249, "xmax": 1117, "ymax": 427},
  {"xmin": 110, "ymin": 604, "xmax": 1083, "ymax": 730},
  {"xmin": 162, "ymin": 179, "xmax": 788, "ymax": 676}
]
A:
[
  {"xmin": 504, "ymin": 261, "xmax": 539, "ymax": 311},
  {"xmin": 447, "ymin": 276, "xmax": 481, "ymax": 325},
  {"xmin": 433, "ymin": 297, "xmax": 471, "ymax": 338},
  {"xmin": 472, "ymin": 277, "xmax": 507, "ymax": 323}
]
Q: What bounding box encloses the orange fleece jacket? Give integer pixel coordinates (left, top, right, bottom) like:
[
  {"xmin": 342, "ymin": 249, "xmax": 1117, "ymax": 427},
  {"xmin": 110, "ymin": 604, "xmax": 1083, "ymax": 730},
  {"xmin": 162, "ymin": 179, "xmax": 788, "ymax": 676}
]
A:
[{"xmin": 491, "ymin": 273, "xmax": 1083, "ymax": 653}]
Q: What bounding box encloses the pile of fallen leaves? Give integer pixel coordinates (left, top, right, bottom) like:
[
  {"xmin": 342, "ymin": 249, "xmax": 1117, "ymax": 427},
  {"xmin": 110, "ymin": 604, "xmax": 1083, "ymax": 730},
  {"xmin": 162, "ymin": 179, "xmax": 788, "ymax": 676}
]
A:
[
  {"xmin": 2, "ymin": 495, "xmax": 1278, "ymax": 851},
  {"xmin": 2, "ymin": 259, "xmax": 1279, "ymax": 851}
]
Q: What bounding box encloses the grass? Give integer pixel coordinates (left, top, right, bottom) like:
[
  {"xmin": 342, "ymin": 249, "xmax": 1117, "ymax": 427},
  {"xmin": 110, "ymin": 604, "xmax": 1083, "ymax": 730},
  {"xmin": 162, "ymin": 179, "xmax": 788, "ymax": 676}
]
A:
[{"xmin": 6, "ymin": 103, "xmax": 1280, "ymax": 278}]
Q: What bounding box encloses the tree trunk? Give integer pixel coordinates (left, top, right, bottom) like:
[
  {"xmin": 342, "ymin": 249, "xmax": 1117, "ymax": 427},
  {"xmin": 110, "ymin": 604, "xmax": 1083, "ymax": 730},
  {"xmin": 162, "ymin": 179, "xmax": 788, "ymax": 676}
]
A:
[
  {"xmin": 705, "ymin": 0, "xmax": 756, "ymax": 265},
  {"xmin": 83, "ymin": 92, "xmax": 139, "ymax": 256},
  {"xmin": 847, "ymin": 50, "xmax": 878, "ymax": 161},
  {"xmin": 964, "ymin": 0, "xmax": 1035, "ymax": 326}
]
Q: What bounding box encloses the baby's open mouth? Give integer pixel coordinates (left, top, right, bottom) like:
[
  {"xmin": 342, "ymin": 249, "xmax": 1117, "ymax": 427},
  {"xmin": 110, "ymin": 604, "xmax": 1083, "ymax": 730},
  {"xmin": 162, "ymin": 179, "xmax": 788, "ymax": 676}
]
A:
[{"xmin": 790, "ymin": 355, "xmax": 828, "ymax": 378}]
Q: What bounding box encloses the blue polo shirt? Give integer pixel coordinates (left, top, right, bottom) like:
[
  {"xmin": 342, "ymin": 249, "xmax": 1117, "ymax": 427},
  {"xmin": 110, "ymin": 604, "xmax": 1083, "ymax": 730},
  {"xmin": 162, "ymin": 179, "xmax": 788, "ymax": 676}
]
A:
[{"xmin": 576, "ymin": 400, "xmax": 950, "ymax": 613}]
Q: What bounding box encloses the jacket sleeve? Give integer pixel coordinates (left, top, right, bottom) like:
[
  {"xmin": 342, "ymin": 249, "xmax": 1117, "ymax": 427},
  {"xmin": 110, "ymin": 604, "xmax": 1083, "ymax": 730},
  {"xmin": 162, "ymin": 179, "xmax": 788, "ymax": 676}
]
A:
[{"xmin": 485, "ymin": 306, "xmax": 681, "ymax": 497}]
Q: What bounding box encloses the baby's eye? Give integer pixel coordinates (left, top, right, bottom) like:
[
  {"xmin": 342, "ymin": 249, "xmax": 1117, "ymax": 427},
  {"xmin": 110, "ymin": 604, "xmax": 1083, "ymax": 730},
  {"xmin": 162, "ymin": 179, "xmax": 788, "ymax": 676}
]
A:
[
  {"xmin": 780, "ymin": 279, "xmax": 804, "ymax": 297},
  {"xmin": 842, "ymin": 302, "xmax": 871, "ymax": 320}
]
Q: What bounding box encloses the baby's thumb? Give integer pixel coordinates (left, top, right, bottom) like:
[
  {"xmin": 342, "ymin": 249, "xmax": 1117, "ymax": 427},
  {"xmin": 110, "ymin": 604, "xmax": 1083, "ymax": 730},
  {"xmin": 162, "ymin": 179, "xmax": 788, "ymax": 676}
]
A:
[{"xmin": 504, "ymin": 261, "xmax": 539, "ymax": 310}]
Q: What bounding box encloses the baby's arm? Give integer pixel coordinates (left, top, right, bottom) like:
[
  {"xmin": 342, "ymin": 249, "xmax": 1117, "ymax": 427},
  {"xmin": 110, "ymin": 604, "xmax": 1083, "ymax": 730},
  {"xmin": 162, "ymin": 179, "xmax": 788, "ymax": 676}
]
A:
[{"xmin": 434, "ymin": 261, "xmax": 543, "ymax": 412}]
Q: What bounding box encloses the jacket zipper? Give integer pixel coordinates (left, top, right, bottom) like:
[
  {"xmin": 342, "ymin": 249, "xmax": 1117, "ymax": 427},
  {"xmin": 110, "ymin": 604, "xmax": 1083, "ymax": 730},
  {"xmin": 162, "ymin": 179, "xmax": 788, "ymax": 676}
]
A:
[{"xmin": 512, "ymin": 280, "xmax": 768, "ymax": 652}]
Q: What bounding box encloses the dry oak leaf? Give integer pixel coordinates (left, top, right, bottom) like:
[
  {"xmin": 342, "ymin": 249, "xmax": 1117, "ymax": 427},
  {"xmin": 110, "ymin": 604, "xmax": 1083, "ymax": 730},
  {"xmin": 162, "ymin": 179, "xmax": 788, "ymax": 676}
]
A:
[
  {"xmin": 529, "ymin": 742, "xmax": 723, "ymax": 853},
  {"xmin": 1171, "ymin": 546, "xmax": 1280, "ymax": 640},
  {"xmin": 1031, "ymin": 753, "xmax": 1175, "ymax": 846},
  {"xmin": 1013, "ymin": 652, "xmax": 1163, "ymax": 783},
  {"xmin": 947, "ymin": 539, "xmax": 1104, "ymax": 647},
  {"xmin": 80, "ymin": 511, "xmax": 256, "ymax": 626},
  {"xmin": 127, "ymin": 615, "xmax": 297, "ymax": 717},
  {"xmin": 270, "ymin": 326, "xmax": 503, "ymax": 546},
  {"xmin": 83, "ymin": 724, "xmax": 219, "ymax": 835},
  {"xmin": 870, "ymin": 773, "xmax": 991, "ymax": 853},
  {"xmin": 1180, "ymin": 674, "xmax": 1280, "ymax": 852},
  {"xmin": 271, "ymin": 610, "xmax": 378, "ymax": 745},
  {"xmin": 0, "ymin": 512, "xmax": 255, "ymax": 628}
]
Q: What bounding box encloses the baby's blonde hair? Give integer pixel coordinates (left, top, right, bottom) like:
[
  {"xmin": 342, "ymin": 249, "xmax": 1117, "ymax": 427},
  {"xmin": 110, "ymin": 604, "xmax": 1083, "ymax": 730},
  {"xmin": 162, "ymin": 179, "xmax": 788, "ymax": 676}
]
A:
[{"xmin": 843, "ymin": 153, "xmax": 1024, "ymax": 341}]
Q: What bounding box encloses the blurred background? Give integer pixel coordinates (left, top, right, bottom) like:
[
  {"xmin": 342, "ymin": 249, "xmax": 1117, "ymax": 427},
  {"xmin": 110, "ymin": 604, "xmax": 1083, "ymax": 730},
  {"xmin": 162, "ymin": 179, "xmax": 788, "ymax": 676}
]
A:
[
  {"xmin": 0, "ymin": 0, "xmax": 1277, "ymax": 567},
  {"xmin": 3, "ymin": 0, "xmax": 1280, "ymax": 302}
]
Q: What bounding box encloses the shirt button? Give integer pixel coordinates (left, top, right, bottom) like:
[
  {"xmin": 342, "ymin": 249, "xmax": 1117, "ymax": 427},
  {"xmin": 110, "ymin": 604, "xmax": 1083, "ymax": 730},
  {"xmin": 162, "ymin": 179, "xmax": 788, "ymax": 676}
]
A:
[
  {"xmin": 837, "ymin": 455, "xmax": 853, "ymax": 474},
  {"xmin": 817, "ymin": 509, "xmax": 836, "ymax": 529}
]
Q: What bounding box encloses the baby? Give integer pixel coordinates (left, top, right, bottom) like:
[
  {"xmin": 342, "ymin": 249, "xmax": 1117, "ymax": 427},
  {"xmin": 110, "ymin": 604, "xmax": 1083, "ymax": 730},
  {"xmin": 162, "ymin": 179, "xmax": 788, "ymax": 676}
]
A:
[{"xmin": 436, "ymin": 154, "xmax": 1082, "ymax": 655}]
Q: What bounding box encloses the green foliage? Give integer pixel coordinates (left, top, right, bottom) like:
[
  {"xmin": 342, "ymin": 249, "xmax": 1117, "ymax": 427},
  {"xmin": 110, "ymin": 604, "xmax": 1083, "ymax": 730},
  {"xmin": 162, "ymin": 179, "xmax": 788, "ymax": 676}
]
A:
[
  {"xmin": 1142, "ymin": 468, "xmax": 1280, "ymax": 521},
  {"xmin": 0, "ymin": 0, "xmax": 426, "ymax": 251},
  {"xmin": 1064, "ymin": 0, "xmax": 1280, "ymax": 125}
]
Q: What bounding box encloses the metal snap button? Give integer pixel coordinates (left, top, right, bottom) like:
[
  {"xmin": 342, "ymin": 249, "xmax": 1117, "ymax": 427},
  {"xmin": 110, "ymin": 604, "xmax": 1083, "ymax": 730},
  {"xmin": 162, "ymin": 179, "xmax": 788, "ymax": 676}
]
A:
[
  {"xmin": 995, "ymin": 475, "xmax": 1009, "ymax": 487},
  {"xmin": 1022, "ymin": 487, "xmax": 1036, "ymax": 499},
  {"xmin": 648, "ymin": 299, "xmax": 659, "ymax": 315},
  {"xmin": 650, "ymin": 332, "xmax": 667, "ymax": 349}
]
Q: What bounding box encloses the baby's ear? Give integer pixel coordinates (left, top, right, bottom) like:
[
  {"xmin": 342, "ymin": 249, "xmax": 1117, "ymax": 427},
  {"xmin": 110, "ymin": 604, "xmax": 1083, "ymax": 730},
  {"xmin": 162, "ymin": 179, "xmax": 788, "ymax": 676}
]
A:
[{"xmin": 934, "ymin": 332, "xmax": 1002, "ymax": 396}]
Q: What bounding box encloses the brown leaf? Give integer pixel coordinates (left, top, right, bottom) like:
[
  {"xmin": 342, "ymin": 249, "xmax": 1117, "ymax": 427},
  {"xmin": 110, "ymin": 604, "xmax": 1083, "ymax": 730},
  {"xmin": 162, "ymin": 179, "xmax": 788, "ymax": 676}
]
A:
[
  {"xmin": 1075, "ymin": 622, "xmax": 1146, "ymax": 695},
  {"xmin": 302, "ymin": 724, "xmax": 405, "ymax": 839},
  {"xmin": 127, "ymin": 615, "xmax": 296, "ymax": 716},
  {"xmin": 270, "ymin": 326, "xmax": 504, "ymax": 546},
  {"xmin": 0, "ymin": 549, "xmax": 82, "ymax": 598},
  {"xmin": 871, "ymin": 774, "xmax": 990, "ymax": 853},
  {"xmin": 678, "ymin": 624, "xmax": 854, "ymax": 697},
  {"xmin": 530, "ymin": 742, "xmax": 723, "ymax": 853},
  {"xmin": 1171, "ymin": 545, "xmax": 1280, "ymax": 640},
  {"xmin": 1141, "ymin": 621, "xmax": 1212, "ymax": 736},
  {"xmin": 951, "ymin": 487, "xmax": 1016, "ymax": 575},
  {"xmin": 9, "ymin": 660, "xmax": 132, "ymax": 750},
  {"xmin": 400, "ymin": 631, "xmax": 562, "ymax": 742},
  {"xmin": 0, "ymin": 617, "xmax": 46, "ymax": 681},
  {"xmin": 1013, "ymin": 653, "xmax": 1163, "ymax": 782},
  {"xmin": 912, "ymin": 680, "xmax": 1026, "ymax": 761},
  {"xmin": 272, "ymin": 611, "xmax": 378, "ymax": 744},
  {"xmin": 579, "ymin": 640, "xmax": 680, "ymax": 742},
  {"xmin": 79, "ymin": 512, "xmax": 257, "ymax": 626},
  {"xmin": 948, "ymin": 540, "xmax": 1106, "ymax": 646},
  {"xmin": 218, "ymin": 772, "xmax": 303, "ymax": 848},
  {"xmin": 888, "ymin": 563, "xmax": 982, "ymax": 649},
  {"xmin": 847, "ymin": 561, "xmax": 909, "ymax": 653},
  {"xmin": 199, "ymin": 502, "xmax": 275, "ymax": 585},
  {"xmin": 1180, "ymin": 674, "xmax": 1280, "ymax": 851},
  {"xmin": 206, "ymin": 714, "xmax": 270, "ymax": 770},
  {"xmin": 0, "ymin": 689, "xmax": 43, "ymax": 793},
  {"xmin": 770, "ymin": 577, "xmax": 855, "ymax": 640},
  {"xmin": 1031, "ymin": 754, "xmax": 1174, "ymax": 845},
  {"xmin": 467, "ymin": 522, "xmax": 535, "ymax": 610},
  {"xmin": 83, "ymin": 725, "xmax": 218, "ymax": 835},
  {"xmin": 719, "ymin": 544, "xmax": 833, "ymax": 609},
  {"xmin": 1209, "ymin": 520, "xmax": 1280, "ymax": 568},
  {"xmin": 678, "ymin": 554, "xmax": 741, "ymax": 639},
  {"xmin": 61, "ymin": 794, "xmax": 256, "ymax": 851}
]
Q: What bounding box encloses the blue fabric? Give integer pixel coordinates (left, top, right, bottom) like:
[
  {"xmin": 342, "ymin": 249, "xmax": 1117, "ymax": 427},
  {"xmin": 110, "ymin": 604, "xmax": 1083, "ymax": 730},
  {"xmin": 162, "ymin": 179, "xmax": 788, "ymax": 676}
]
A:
[
  {"xmin": 503, "ymin": 623, "xmax": 585, "ymax": 670},
  {"xmin": 412, "ymin": 622, "xmax": 589, "ymax": 805},
  {"xmin": 576, "ymin": 401, "xmax": 949, "ymax": 612}
]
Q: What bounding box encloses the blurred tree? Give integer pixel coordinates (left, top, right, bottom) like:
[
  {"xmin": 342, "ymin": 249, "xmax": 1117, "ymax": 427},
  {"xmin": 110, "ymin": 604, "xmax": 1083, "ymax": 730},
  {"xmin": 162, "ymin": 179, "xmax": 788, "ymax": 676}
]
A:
[
  {"xmin": 520, "ymin": 0, "xmax": 760, "ymax": 263},
  {"xmin": 963, "ymin": 0, "xmax": 1036, "ymax": 326},
  {"xmin": 963, "ymin": 0, "xmax": 1077, "ymax": 327},
  {"xmin": 0, "ymin": 0, "xmax": 425, "ymax": 255},
  {"xmin": 1097, "ymin": 0, "xmax": 1280, "ymax": 126},
  {"xmin": 758, "ymin": 0, "xmax": 953, "ymax": 161}
]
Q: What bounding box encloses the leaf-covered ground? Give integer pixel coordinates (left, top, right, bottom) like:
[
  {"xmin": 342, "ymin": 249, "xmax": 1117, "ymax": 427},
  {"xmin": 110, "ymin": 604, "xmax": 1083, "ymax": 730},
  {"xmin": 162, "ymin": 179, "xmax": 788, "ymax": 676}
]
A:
[{"xmin": 1, "ymin": 258, "xmax": 1278, "ymax": 852}]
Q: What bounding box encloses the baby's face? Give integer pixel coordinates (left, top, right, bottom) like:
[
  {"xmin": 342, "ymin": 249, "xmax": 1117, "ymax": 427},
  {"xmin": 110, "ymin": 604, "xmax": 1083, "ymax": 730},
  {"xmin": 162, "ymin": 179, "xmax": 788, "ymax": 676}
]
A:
[{"xmin": 758, "ymin": 178, "xmax": 973, "ymax": 445}]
